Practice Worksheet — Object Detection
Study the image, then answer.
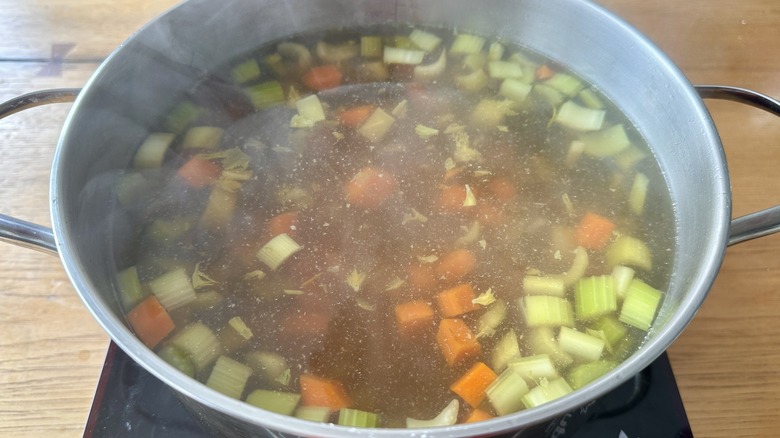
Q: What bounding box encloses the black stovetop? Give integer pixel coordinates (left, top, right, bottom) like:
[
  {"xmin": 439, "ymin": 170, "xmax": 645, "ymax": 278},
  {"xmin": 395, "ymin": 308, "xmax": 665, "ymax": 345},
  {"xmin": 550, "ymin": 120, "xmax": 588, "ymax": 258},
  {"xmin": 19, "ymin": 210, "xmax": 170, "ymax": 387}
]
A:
[{"xmin": 84, "ymin": 342, "xmax": 692, "ymax": 438}]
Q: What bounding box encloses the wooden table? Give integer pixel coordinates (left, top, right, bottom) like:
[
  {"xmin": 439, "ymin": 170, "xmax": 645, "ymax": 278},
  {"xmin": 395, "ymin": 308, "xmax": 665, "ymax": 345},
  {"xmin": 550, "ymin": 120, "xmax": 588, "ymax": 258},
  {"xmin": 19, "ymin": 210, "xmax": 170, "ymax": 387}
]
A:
[{"xmin": 1, "ymin": 1, "xmax": 779, "ymax": 437}]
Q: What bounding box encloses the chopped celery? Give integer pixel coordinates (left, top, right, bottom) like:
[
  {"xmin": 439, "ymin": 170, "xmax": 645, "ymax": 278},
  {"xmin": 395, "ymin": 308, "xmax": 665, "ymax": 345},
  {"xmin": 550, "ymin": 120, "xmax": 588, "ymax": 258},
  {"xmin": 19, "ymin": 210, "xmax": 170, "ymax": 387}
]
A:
[
  {"xmin": 470, "ymin": 99, "xmax": 514, "ymax": 129},
  {"xmin": 525, "ymin": 327, "xmax": 574, "ymax": 368},
  {"xmin": 164, "ymin": 101, "xmax": 201, "ymax": 133},
  {"xmin": 338, "ymin": 408, "xmax": 380, "ymax": 428},
  {"xmin": 580, "ymin": 124, "xmax": 631, "ymax": 157},
  {"xmin": 295, "ymin": 406, "xmax": 332, "ymax": 422},
  {"xmin": 591, "ymin": 315, "xmax": 628, "ymax": 351},
  {"xmin": 133, "ymin": 133, "xmax": 174, "ymax": 169},
  {"xmin": 454, "ymin": 68, "xmax": 488, "ymax": 92},
  {"xmin": 264, "ymin": 53, "xmax": 287, "ymax": 77},
  {"xmin": 488, "ymin": 61, "xmax": 524, "ymax": 79},
  {"xmin": 577, "ymin": 87, "xmax": 606, "ymax": 109},
  {"xmin": 219, "ymin": 317, "xmax": 253, "ymax": 353},
  {"xmin": 559, "ymin": 246, "xmax": 589, "ymax": 286},
  {"xmin": 182, "ymin": 126, "xmax": 224, "ymax": 150},
  {"xmin": 554, "ymin": 101, "xmax": 605, "ymax": 132},
  {"xmin": 462, "ymin": 53, "xmax": 488, "ymax": 72},
  {"xmin": 171, "ymin": 322, "xmax": 221, "ymax": 371},
  {"xmin": 450, "ymin": 34, "xmax": 486, "ymax": 55},
  {"xmin": 558, "ymin": 327, "xmax": 605, "ymax": 362},
  {"xmin": 360, "ymin": 35, "xmax": 383, "ymax": 58},
  {"xmin": 200, "ymin": 184, "xmax": 238, "ymax": 229},
  {"xmin": 295, "ymin": 94, "xmax": 326, "ymax": 123},
  {"xmin": 508, "ymin": 354, "xmax": 559, "ymax": 382},
  {"xmin": 391, "ymin": 99, "xmax": 408, "ymax": 118},
  {"xmin": 520, "ymin": 295, "xmax": 574, "ymax": 328},
  {"xmin": 485, "ymin": 368, "xmax": 529, "ymax": 415},
  {"xmin": 414, "ymin": 50, "xmax": 447, "ymax": 82},
  {"xmin": 278, "ymin": 42, "xmax": 313, "ymax": 70},
  {"xmin": 521, "ymin": 377, "xmax": 573, "ymax": 409},
  {"xmin": 629, "ymin": 172, "xmax": 649, "ymax": 215},
  {"xmin": 315, "ymin": 41, "xmax": 359, "ymax": 63},
  {"xmin": 564, "ymin": 139, "xmax": 586, "ymax": 168},
  {"xmin": 499, "ymin": 78, "xmax": 533, "ymax": 103},
  {"xmin": 488, "ymin": 42, "xmax": 505, "ymax": 61},
  {"xmin": 257, "ymin": 233, "xmax": 303, "ymax": 271},
  {"xmin": 492, "ymin": 330, "xmax": 521, "ymax": 372},
  {"xmin": 567, "ymin": 360, "xmax": 617, "ymax": 389},
  {"xmin": 544, "ymin": 73, "xmax": 584, "ymax": 97},
  {"xmin": 415, "ymin": 124, "xmax": 440, "ymax": 138},
  {"xmin": 472, "ymin": 288, "xmax": 497, "ymax": 306},
  {"xmin": 231, "ymin": 58, "xmax": 261, "ymax": 84},
  {"xmin": 357, "ymin": 108, "xmax": 396, "ymax": 142},
  {"xmin": 206, "ymin": 355, "xmax": 253, "ymax": 399},
  {"xmin": 463, "ymin": 184, "xmax": 477, "ymax": 207},
  {"xmin": 533, "ymin": 84, "xmax": 565, "ymax": 107},
  {"xmin": 148, "ymin": 268, "xmax": 197, "ymax": 311},
  {"xmin": 606, "ymin": 235, "xmax": 652, "ymax": 271},
  {"xmin": 115, "ymin": 172, "xmax": 149, "ymax": 206},
  {"xmin": 147, "ymin": 218, "xmax": 191, "ymax": 242},
  {"xmin": 407, "ymin": 399, "xmax": 459, "ymax": 428},
  {"xmin": 611, "ymin": 265, "xmax": 636, "ymax": 300},
  {"xmin": 619, "ymin": 279, "xmax": 663, "ymax": 331},
  {"xmin": 246, "ymin": 351, "xmax": 290, "ymax": 385},
  {"xmin": 157, "ymin": 344, "xmax": 195, "ymax": 378},
  {"xmin": 246, "ymin": 389, "xmax": 301, "ymax": 415},
  {"xmin": 228, "ymin": 317, "xmax": 253, "ymax": 341},
  {"xmin": 245, "ymin": 81, "xmax": 285, "ymax": 109},
  {"xmin": 409, "ymin": 29, "xmax": 442, "ymax": 52},
  {"xmin": 191, "ymin": 263, "xmax": 218, "ymax": 289},
  {"xmin": 191, "ymin": 291, "xmax": 223, "ymax": 310},
  {"xmin": 383, "ymin": 46, "xmax": 425, "ymax": 65},
  {"xmin": 454, "ymin": 220, "xmax": 480, "ymax": 247},
  {"xmin": 475, "ymin": 299, "xmax": 507, "ymax": 338},
  {"xmin": 117, "ymin": 266, "xmax": 144, "ymax": 309},
  {"xmin": 523, "ymin": 275, "xmax": 565, "ymax": 297},
  {"xmin": 574, "ymin": 275, "xmax": 617, "ymax": 321},
  {"xmin": 346, "ymin": 267, "xmax": 367, "ymax": 292},
  {"xmin": 614, "ymin": 145, "xmax": 648, "ymax": 171}
]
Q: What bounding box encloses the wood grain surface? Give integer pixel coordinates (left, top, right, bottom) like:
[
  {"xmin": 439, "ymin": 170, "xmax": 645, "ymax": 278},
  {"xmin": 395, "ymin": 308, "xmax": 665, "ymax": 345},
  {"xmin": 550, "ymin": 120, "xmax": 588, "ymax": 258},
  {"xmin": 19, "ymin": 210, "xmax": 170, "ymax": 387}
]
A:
[{"xmin": 1, "ymin": 1, "xmax": 779, "ymax": 437}]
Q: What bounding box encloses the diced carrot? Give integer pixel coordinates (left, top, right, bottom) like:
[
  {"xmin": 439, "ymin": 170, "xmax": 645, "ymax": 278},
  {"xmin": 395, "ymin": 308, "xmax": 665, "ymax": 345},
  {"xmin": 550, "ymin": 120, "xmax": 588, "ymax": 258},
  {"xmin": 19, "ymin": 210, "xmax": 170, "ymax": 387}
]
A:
[
  {"xmin": 299, "ymin": 374, "xmax": 352, "ymax": 410},
  {"xmin": 536, "ymin": 64, "xmax": 555, "ymax": 80},
  {"xmin": 487, "ymin": 177, "xmax": 517, "ymax": 202},
  {"xmin": 443, "ymin": 166, "xmax": 464, "ymax": 182},
  {"xmin": 465, "ymin": 408, "xmax": 495, "ymax": 423},
  {"xmin": 339, "ymin": 105, "xmax": 375, "ymax": 128},
  {"xmin": 407, "ymin": 263, "xmax": 437, "ymax": 293},
  {"xmin": 437, "ymin": 185, "xmax": 468, "ymax": 211},
  {"xmin": 345, "ymin": 167, "xmax": 398, "ymax": 209},
  {"xmin": 436, "ymin": 284, "xmax": 480, "ymax": 318},
  {"xmin": 126, "ymin": 296, "xmax": 175, "ymax": 349},
  {"xmin": 266, "ymin": 211, "xmax": 299, "ymax": 239},
  {"xmin": 436, "ymin": 249, "xmax": 477, "ymax": 282},
  {"xmin": 574, "ymin": 212, "xmax": 616, "ymax": 250},
  {"xmin": 395, "ymin": 300, "xmax": 435, "ymax": 337},
  {"xmin": 301, "ymin": 64, "xmax": 343, "ymax": 91},
  {"xmin": 450, "ymin": 362, "xmax": 498, "ymax": 408},
  {"xmin": 176, "ymin": 156, "xmax": 221, "ymax": 188},
  {"xmin": 436, "ymin": 318, "xmax": 481, "ymax": 366}
]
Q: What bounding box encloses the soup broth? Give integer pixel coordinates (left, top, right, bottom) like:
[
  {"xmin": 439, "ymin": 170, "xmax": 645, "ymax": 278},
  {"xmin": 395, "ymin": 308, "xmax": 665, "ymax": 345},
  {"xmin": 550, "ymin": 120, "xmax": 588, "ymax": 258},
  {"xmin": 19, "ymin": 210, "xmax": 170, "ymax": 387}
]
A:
[{"xmin": 114, "ymin": 24, "xmax": 674, "ymax": 428}]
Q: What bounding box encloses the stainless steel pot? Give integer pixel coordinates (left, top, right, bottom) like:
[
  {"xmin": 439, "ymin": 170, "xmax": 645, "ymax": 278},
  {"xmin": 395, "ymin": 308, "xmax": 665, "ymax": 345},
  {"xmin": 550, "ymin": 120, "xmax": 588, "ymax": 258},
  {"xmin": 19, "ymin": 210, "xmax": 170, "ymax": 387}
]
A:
[{"xmin": 2, "ymin": 0, "xmax": 780, "ymax": 436}]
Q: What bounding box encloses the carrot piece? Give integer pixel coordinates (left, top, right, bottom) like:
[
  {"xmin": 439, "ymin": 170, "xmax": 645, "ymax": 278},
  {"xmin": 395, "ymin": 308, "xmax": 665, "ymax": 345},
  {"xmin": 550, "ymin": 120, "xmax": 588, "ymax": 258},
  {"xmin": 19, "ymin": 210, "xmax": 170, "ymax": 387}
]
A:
[
  {"xmin": 436, "ymin": 318, "xmax": 481, "ymax": 366},
  {"xmin": 301, "ymin": 64, "xmax": 343, "ymax": 91},
  {"xmin": 126, "ymin": 296, "xmax": 175, "ymax": 349},
  {"xmin": 487, "ymin": 177, "xmax": 517, "ymax": 202},
  {"xmin": 443, "ymin": 166, "xmax": 464, "ymax": 182},
  {"xmin": 395, "ymin": 300, "xmax": 435, "ymax": 337},
  {"xmin": 437, "ymin": 185, "xmax": 468, "ymax": 211},
  {"xmin": 299, "ymin": 374, "xmax": 352, "ymax": 410},
  {"xmin": 575, "ymin": 212, "xmax": 616, "ymax": 250},
  {"xmin": 339, "ymin": 105, "xmax": 375, "ymax": 128},
  {"xmin": 436, "ymin": 284, "xmax": 480, "ymax": 318},
  {"xmin": 450, "ymin": 362, "xmax": 498, "ymax": 408},
  {"xmin": 465, "ymin": 408, "xmax": 495, "ymax": 423},
  {"xmin": 536, "ymin": 64, "xmax": 555, "ymax": 80},
  {"xmin": 176, "ymin": 157, "xmax": 221, "ymax": 188},
  {"xmin": 345, "ymin": 167, "xmax": 398, "ymax": 209},
  {"xmin": 266, "ymin": 211, "xmax": 299, "ymax": 239},
  {"xmin": 436, "ymin": 249, "xmax": 477, "ymax": 282}
]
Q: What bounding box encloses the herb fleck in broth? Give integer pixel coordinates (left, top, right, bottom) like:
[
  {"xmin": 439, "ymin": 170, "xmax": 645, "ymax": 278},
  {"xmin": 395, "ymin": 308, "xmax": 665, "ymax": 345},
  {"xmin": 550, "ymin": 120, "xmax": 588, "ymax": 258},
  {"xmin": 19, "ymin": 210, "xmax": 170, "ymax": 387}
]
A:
[{"xmin": 115, "ymin": 25, "xmax": 674, "ymax": 428}]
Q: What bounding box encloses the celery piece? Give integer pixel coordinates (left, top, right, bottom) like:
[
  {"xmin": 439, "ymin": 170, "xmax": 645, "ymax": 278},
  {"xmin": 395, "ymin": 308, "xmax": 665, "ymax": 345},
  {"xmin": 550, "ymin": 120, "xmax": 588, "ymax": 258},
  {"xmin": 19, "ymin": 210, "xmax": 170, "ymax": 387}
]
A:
[
  {"xmin": 133, "ymin": 133, "xmax": 174, "ymax": 169},
  {"xmin": 520, "ymin": 295, "xmax": 574, "ymax": 328},
  {"xmin": 554, "ymin": 100, "xmax": 605, "ymax": 132},
  {"xmin": 525, "ymin": 327, "xmax": 574, "ymax": 368},
  {"xmin": 499, "ymin": 78, "xmax": 533, "ymax": 103},
  {"xmin": 455, "ymin": 68, "xmax": 488, "ymax": 92},
  {"xmin": 338, "ymin": 408, "xmax": 380, "ymax": 428},
  {"xmin": 206, "ymin": 356, "xmax": 253, "ymax": 399},
  {"xmin": 574, "ymin": 275, "xmax": 617, "ymax": 321},
  {"xmin": 508, "ymin": 354, "xmax": 559, "ymax": 383},
  {"xmin": 165, "ymin": 101, "xmax": 201, "ymax": 133},
  {"xmin": 414, "ymin": 50, "xmax": 447, "ymax": 82},
  {"xmin": 619, "ymin": 279, "xmax": 663, "ymax": 331},
  {"xmin": 523, "ymin": 275, "xmax": 566, "ymax": 297},
  {"xmin": 115, "ymin": 172, "xmax": 149, "ymax": 206},
  {"xmin": 219, "ymin": 317, "xmax": 253, "ymax": 353},
  {"xmin": 567, "ymin": 360, "xmax": 617, "ymax": 390},
  {"xmin": 475, "ymin": 299, "xmax": 507, "ymax": 338},
  {"xmin": 406, "ymin": 399, "xmax": 459, "ymax": 428},
  {"xmin": 257, "ymin": 233, "xmax": 303, "ymax": 271},
  {"xmin": 462, "ymin": 52, "xmax": 488, "ymax": 72},
  {"xmin": 450, "ymin": 34, "xmax": 486, "ymax": 55},
  {"xmin": 485, "ymin": 367, "xmax": 529, "ymax": 415},
  {"xmin": 492, "ymin": 330, "xmax": 521, "ymax": 372},
  {"xmin": 316, "ymin": 41, "xmax": 359, "ymax": 63},
  {"xmin": 559, "ymin": 246, "xmax": 589, "ymax": 286},
  {"xmin": 191, "ymin": 290, "xmax": 224, "ymax": 310},
  {"xmin": 200, "ymin": 185, "xmax": 238, "ymax": 229},
  {"xmin": 228, "ymin": 317, "xmax": 253, "ymax": 341},
  {"xmin": 360, "ymin": 35, "xmax": 383, "ymax": 58},
  {"xmin": 521, "ymin": 377, "xmax": 573, "ymax": 409},
  {"xmin": 606, "ymin": 235, "xmax": 652, "ymax": 271},
  {"xmin": 533, "ymin": 84, "xmax": 565, "ymax": 107},
  {"xmin": 172, "ymin": 322, "xmax": 221, "ymax": 371},
  {"xmin": 245, "ymin": 81, "xmax": 285, "ymax": 109},
  {"xmin": 629, "ymin": 172, "xmax": 649, "ymax": 216},
  {"xmin": 544, "ymin": 73, "xmax": 584, "ymax": 97},
  {"xmin": 264, "ymin": 53, "xmax": 287, "ymax": 77},
  {"xmin": 614, "ymin": 145, "xmax": 648, "ymax": 172},
  {"xmin": 415, "ymin": 124, "xmax": 439, "ymax": 139},
  {"xmin": 383, "ymin": 46, "xmax": 425, "ymax": 65},
  {"xmin": 488, "ymin": 61, "xmax": 524, "ymax": 79},
  {"xmin": 231, "ymin": 58, "xmax": 261, "ymax": 84},
  {"xmin": 470, "ymin": 99, "xmax": 514, "ymax": 129},
  {"xmin": 157, "ymin": 344, "xmax": 195, "ymax": 378},
  {"xmin": 148, "ymin": 267, "xmax": 197, "ymax": 311},
  {"xmin": 409, "ymin": 29, "xmax": 442, "ymax": 52},
  {"xmin": 246, "ymin": 389, "xmax": 301, "ymax": 415},
  {"xmin": 578, "ymin": 87, "xmax": 605, "ymax": 109},
  {"xmin": 147, "ymin": 218, "xmax": 191, "ymax": 242},
  {"xmin": 246, "ymin": 351, "xmax": 289, "ymax": 384},
  {"xmin": 488, "ymin": 42, "xmax": 505, "ymax": 61},
  {"xmin": 590, "ymin": 315, "xmax": 628, "ymax": 348},
  {"xmin": 611, "ymin": 265, "xmax": 635, "ymax": 300},
  {"xmin": 295, "ymin": 406, "xmax": 332, "ymax": 422},
  {"xmin": 558, "ymin": 327, "xmax": 605, "ymax": 362},
  {"xmin": 117, "ymin": 266, "xmax": 144, "ymax": 309},
  {"xmin": 295, "ymin": 94, "xmax": 326, "ymax": 123},
  {"xmin": 182, "ymin": 126, "xmax": 224, "ymax": 150},
  {"xmin": 580, "ymin": 124, "xmax": 631, "ymax": 157},
  {"xmin": 564, "ymin": 140, "xmax": 586, "ymax": 168},
  {"xmin": 278, "ymin": 42, "xmax": 313, "ymax": 70},
  {"xmin": 357, "ymin": 108, "xmax": 395, "ymax": 142}
]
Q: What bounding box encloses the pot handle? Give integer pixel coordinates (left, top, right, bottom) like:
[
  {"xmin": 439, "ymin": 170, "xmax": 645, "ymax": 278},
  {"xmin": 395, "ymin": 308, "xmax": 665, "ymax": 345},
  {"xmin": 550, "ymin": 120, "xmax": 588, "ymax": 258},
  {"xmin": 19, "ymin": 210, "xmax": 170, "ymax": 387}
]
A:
[
  {"xmin": 0, "ymin": 88, "xmax": 81, "ymax": 255},
  {"xmin": 695, "ymin": 85, "xmax": 780, "ymax": 246}
]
